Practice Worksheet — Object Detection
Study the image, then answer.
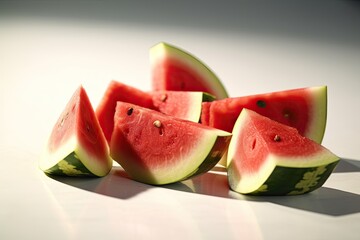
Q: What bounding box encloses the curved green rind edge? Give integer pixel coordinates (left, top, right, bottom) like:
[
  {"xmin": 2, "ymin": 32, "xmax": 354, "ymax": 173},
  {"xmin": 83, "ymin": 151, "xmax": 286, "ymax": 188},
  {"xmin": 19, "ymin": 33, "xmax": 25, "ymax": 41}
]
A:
[
  {"xmin": 44, "ymin": 151, "xmax": 96, "ymax": 177},
  {"xmin": 151, "ymin": 42, "xmax": 229, "ymax": 99},
  {"xmin": 181, "ymin": 135, "xmax": 231, "ymax": 181},
  {"xmin": 241, "ymin": 161, "xmax": 339, "ymax": 196},
  {"xmin": 202, "ymin": 92, "xmax": 216, "ymax": 102}
]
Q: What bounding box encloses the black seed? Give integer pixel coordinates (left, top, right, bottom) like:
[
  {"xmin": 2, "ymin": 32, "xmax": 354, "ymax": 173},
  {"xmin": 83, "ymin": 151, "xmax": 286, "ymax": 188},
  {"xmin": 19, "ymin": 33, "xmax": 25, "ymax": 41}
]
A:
[
  {"xmin": 256, "ymin": 100, "xmax": 266, "ymax": 108},
  {"xmin": 251, "ymin": 139, "xmax": 257, "ymax": 149},
  {"xmin": 127, "ymin": 107, "xmax": 133, "ymax": 116},
  {"xmin": 274, "ymin": 135, "xmax": 281, "ymax": 142},
  {"xmin": 161, "ymin": 94, "xmax": 167, "ymax": 102}
]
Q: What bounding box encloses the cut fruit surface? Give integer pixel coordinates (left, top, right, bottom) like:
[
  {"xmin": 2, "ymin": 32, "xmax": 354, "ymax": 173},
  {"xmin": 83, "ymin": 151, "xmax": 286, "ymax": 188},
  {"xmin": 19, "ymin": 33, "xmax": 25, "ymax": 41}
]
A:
[
  {"xmin": 202, "ymin": 86, "xmax": 327, "ymax": 144},
  {"xmin": 152, "ymin": 90, "xmax": 215, "ymax": 122},
  {"xmin": 110, "ymin": 102, "xmax": 231, "ymax": 185},
  {"xmin": 150, "ymin": 42, "xmax": 228, "ymax": 100},
  {"xmin": 96, "ymin": 80, "xmax": 155, "ymax": 143},
  {"xmin": 40, "ymin": 86, "xmax": 112, "ymax": 177},
  {"xmin": 202, "ymin": 86, "xmax": 327, "ymax": 166},
  {"xmin": 227, "ymin": 109, "xmax": 339, "ymax": 195}
]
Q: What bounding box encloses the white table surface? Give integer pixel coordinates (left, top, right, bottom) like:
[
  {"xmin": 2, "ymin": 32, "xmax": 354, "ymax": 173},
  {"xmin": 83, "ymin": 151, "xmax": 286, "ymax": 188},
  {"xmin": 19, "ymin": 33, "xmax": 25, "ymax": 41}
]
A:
[{"xmin": 1, "ymin": 1, "xmax": 359, "ymax": 239}]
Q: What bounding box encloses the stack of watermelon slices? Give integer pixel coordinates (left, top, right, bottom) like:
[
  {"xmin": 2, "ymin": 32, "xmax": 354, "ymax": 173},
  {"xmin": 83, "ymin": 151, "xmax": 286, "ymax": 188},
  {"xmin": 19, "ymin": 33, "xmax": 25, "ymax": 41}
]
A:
[{"xmin": 40, "ymin": 42, "xmax": 339, "ymax": 195}]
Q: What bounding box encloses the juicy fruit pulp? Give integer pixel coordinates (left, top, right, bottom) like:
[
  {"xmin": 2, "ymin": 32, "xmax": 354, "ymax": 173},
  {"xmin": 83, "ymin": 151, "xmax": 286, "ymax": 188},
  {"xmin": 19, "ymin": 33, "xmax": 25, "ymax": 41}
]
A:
[
  {"xmin": 152, "ymin": 90, "xmax": 215, "ymax": 123},
  {"xmin": 201, "ymin": 86, "xmax": 327, "ymax": 144},
  {"xmin": 110, "ymin": 102, "xmax": 232, "ymax": 185},
  {"xmin": 150, "ymin": 42, "xmax": 228, "ymax": 100},
  {"xmin": 40, "ymin": 86, "xmax": 112, "ymax": 177},
  {"xmin": 227, "ymin": 109, "xmax": 339, "ymax": 195},
  {"xmin": 96, "ymin": 80, "xmax": 155, "ymax": 143},
  {"xmin": 96, "ymin": 80, "xmax": 216, "ymax": 143}
]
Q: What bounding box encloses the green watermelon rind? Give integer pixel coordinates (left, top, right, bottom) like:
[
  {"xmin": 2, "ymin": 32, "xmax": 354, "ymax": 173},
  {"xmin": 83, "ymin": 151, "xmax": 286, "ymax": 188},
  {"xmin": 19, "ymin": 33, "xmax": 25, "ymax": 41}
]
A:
[
  {"xmin": 150, "ymin": 42, "xmax": 229, "ymax": 100},
  {"xmin": 249, "ymin": 161, "xmax": 339, "ymax": 196},
  {"xmin": 181, "ymin": 133, "xmax": 231, "ymax": 180},
  {"xmin": 228, "ymin": 153, "xmax": 339, "ymax": 195},
  {"xmin": 40, "ymin": 136, "xmax": 112, "ymax": 177},
  {"xmin": 44, "ymin": 151, "xmax": 95, "ymax": 177},
  {"xmin": 202, "ymin": 92, "xmax": 216, "ymax": 102}
]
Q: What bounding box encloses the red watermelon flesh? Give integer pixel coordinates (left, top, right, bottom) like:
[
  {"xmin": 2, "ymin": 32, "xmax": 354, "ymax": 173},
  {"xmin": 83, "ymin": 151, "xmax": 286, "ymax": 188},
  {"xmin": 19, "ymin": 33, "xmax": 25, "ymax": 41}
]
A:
[
  {"xmin": 200, "ymin": 102, "xmax": 212, "ymax": 125},
  {"xmin": 152, "ymin": 91, "xmax": 214, "ymax": 122},
  {"xmin": 202, "ymin": 86, "xmax": 327, "ymax": 144},
  {"xmin": 96, "ymin": 80, "xmax": 155, "ymax": 143},
  {"xmin": 110, "ymin": 101, "xmax": 231, "ymax": 185},
  {"xmin": 233, "ymin": 110, "xmax": 325, "ymax": 173},
  {"xmin": 227, "ymin": 109, "xmax": 339, "ymax": 195},
  {"xmin": 150, "ymin": 42, "xmax": 228, "ymax": 100},
  {"xmin": 40, "ymin": 86, "xmax": 112, "ymax": 177}
]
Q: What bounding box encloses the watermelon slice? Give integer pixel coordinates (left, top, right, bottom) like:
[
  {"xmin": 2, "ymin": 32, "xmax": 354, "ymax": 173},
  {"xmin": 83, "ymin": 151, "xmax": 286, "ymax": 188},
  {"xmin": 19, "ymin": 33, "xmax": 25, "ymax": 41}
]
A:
[
  {"xmin": 96, "ymin": 80, "xmax": 155, "ymax": 143},
  {"xmin": 201, "ymin": 86, "xmax": 327, "ymax": 143},
  {"xmin": 227, "ymin": 109, "xmax": 339, "ymax": 195},
  {"xmin": 152, "ymin": 91, "xmax": 215, "ymax": 122},
  {"xmin": 110, "ymin": 102, "xmax": 232, "ymax": 185},
  {"xmin": 40, "ymin": 86, "xmax": 112, "ymax": 177},
  {"xmin": 150, "ymin": 42, "xmax": 228, "ymax": 100}
]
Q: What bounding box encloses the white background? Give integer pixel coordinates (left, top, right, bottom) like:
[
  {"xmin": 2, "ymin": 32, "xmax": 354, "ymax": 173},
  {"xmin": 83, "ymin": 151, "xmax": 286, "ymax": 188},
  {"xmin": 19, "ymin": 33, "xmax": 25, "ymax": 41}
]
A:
[{"xmin": 1, "ymin": 1, "xmax": 359, "ymax": 239}]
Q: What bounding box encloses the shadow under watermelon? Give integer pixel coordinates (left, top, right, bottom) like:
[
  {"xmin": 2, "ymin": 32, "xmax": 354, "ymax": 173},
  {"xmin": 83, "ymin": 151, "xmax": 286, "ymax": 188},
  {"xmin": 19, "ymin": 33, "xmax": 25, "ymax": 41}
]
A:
[
  {"xmin": 333, "ymin": 158, "xmax": 360, "ymax": 173},
  {"xmin": 48, "ymin": 159, "xmax": 360, "ymax": 216},
  {"xmin": 240, "ymin": 187, "xmax": 360, "ymax": 216},
  {"xmin": 163, "ymin": 163, "xmax": 360, "ymax": 217},
  {"xmin": 48, "ymin": 166, "xmax": 153, "ymax": 199}
]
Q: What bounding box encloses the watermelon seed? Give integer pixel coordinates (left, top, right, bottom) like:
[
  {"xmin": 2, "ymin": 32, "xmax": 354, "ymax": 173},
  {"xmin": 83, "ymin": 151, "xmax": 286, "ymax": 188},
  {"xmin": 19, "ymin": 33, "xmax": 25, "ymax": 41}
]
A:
[
  {"xmin": 153, "ymin": 120, "xmax": 164, "ymax": 135},
  {"xmin": 153, "ymin": 120, "xmax": 162, "ymax": 128},
  {"xmin": 161, "ymin": 93, "xmax": 167, "ymax": 102},
  {"xmin": 60, "ymin": 112, "xmax": 69, "ymax": 127},
  {"xmin": 256, "ymin": 100, "xmax": 266, "ymax": 108},
  {"xmin": 159, "ymin": 128, "xmax": 164, "ymax": 136},
  {"xmin": 274, "ymin": 135, "xmax": 281, "ymax": 142},
  {"xmin": 127, "ymin": 107, "xmax": 133, "ymax": 116},
  {"xmin": 251, "ymin": 139, "xmax": 256, "ymax": 150}
]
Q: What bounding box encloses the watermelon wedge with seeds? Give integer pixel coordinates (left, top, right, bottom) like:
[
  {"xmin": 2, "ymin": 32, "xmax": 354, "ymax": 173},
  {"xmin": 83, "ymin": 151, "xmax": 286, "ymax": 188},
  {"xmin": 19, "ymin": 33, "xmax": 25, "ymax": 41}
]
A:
[
  {"xmin": 227, "ymin": 109, "xmax": 339, "ymax": 195},
  {"xmin": 152, "ymin": 90, "xmax": 215, "ymax": 122},
  {"xmin": 110, "ymin": 102, "xmax": 232, "ymax": 185},
  {"xmin": 150, "ymin": 42, "xmax": 228, "ymax": 100},
  {"xmin": 40, "ymin": 86, "xmax": 112, "ymax": 177},
  {"xmin": 201, "ymin": 86, "xmax": 327, "ymax": 143}
]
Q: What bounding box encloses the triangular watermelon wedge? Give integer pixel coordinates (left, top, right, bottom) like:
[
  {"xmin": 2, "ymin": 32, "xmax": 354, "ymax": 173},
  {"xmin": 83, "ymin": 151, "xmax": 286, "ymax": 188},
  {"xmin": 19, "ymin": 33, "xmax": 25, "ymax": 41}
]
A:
[
  {"xmin": 227, "ymin": 109, "xmax": 339, "ymax": 195},
  {"xmin": 150, "ymin": 42, "xmax": 228, "ymax": 100},
  {"xmin": 110, "ymin": 102, "xmax": 232, "ymax": 185},
  {"xmin": 40, "ymin": 86, "xmax": 112, "ymax": 177}
]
